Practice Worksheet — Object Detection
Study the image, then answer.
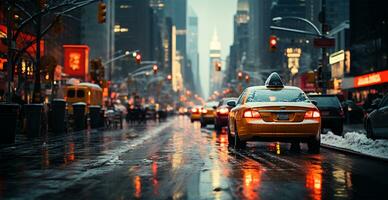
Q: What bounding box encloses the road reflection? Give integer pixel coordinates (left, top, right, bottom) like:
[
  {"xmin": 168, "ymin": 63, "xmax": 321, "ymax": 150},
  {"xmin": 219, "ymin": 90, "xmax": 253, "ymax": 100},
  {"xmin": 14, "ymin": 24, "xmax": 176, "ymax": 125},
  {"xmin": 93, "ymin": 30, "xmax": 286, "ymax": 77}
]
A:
[
  {"xmin": 64, "ymin": 142, "xmax": 75, "ymax": 164},
  {"xmin": 305, "ymin": 160, "xmax": 323, "ymax": 200},
  {"xmin": 241, "ymin": 160, "xmax": 263, "ymax": 200},
  {"xmin": 134, "ymin": 176, "xmax": 141, "ymax": 198}
]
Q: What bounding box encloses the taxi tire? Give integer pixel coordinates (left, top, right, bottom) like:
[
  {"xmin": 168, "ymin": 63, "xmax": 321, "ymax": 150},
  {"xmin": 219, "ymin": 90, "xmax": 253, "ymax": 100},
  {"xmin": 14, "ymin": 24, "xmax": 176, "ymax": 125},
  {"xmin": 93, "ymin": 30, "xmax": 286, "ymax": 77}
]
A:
[
  {"xmin": 234, "ymin": 122, "xmax": 246, "ymax": 149},
  {"xmin": 307, "ymin": 135, "xmax": 320, "ymax": 154},
  {"xmin": 200, "ymin": 121, "xmax": 206, "ymax": 128},
  {"xmin": 215, "ymin": 122, "xmax": 221, "ymax": 132}
]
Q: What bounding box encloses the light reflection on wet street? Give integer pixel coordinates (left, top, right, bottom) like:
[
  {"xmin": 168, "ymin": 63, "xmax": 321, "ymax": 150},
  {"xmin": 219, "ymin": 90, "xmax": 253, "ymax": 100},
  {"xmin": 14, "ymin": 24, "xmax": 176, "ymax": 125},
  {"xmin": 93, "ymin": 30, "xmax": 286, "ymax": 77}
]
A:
[{"xmin": 1, "ymin": 116, "xmax": 388, "ymax": 199}]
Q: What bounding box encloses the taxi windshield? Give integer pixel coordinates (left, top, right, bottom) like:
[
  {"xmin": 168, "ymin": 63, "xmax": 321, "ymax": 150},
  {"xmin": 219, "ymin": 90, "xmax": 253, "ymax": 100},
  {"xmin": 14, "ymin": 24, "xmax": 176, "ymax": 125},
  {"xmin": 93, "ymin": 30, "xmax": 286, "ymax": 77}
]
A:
[{"xmin": 246, "ymin": 88, "xmax": 308, "ymax": 103}]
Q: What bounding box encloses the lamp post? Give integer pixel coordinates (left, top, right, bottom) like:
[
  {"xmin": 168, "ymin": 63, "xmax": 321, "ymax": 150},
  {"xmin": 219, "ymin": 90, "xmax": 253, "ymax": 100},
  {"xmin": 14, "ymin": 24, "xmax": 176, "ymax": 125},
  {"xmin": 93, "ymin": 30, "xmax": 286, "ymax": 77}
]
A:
[{"xmin": 271, "ymin": 12, "xmax": 330, "ymax": 94}]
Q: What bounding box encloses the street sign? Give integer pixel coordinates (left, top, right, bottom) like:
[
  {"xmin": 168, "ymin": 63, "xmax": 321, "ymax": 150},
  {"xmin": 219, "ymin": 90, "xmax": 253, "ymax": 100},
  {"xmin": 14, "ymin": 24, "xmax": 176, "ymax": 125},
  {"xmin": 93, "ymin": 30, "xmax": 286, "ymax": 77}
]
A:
[{"xmin": 313, "ymin": 38, "xmax": 335, "ymax": 48}]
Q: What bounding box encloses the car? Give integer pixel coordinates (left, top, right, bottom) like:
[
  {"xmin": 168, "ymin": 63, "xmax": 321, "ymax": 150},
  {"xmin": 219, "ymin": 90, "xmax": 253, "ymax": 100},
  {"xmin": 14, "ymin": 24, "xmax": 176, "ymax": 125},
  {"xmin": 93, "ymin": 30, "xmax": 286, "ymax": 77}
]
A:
[
  {"xmin": 200, "ymin": 101, "xmax": 219, "ymax": 127},
  {"xmin": 214, "ymin": 97, "xmax": 238, "ymax": 132},
  {"xmin": 228, "ymin": 72, "xmax": 321, "ymax": 153},
  {"xmin": 342, "ymin": 100, "xmax": 365, "ymax": 124},
  {"xmin": 308, "ymin": 94, "xmax": 344, "ymax": 135},
  {"xmin": 364, "ymin": 94, "xmax": 388, "ymax": 139},
  {"xmin": 190, "ymin": 106, "xmax": 202, "ymax": 122}
]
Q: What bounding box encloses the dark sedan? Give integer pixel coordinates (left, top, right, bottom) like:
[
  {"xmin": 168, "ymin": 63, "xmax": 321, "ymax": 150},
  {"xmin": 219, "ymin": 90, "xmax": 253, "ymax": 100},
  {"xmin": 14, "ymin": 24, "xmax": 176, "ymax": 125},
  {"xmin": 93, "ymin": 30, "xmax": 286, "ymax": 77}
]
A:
[
  {"xmin": 214, "ymin": 97, "xmax": 237, "ymax": 132},
  {"xmin": 309, "ymin": 95, "xmax": 344, "ymax": 135}
]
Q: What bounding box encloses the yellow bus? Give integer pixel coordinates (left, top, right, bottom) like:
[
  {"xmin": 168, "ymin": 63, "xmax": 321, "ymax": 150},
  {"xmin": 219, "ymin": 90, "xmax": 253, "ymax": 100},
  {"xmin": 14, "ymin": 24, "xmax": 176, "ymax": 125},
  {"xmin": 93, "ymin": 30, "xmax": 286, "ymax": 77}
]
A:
[{"xmin": 64, "ymin": 83, "xmax": 103, "ymax": 113}]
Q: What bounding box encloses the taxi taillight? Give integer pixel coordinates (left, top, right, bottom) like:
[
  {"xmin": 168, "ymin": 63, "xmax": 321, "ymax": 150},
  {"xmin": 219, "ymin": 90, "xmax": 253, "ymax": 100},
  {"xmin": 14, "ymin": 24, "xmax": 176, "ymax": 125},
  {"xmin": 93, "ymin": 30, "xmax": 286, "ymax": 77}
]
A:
[
  {"xmin": 304, "ymin": 110, "xmax": 320, "ymax": 119},
  {"xmin": 202, "ymin": 108, "xmax": 208, "ymax": 114},
  {"xmin": 191, "ymin": 108, "xmax": 198, "ymax": 113},
  {"xmin": 243, "ymin": 110, "xmax": 261, "ymax": 118},
  {"xmin": 217, "ymin": 108, "xmax": 229, "ymax": 115}
]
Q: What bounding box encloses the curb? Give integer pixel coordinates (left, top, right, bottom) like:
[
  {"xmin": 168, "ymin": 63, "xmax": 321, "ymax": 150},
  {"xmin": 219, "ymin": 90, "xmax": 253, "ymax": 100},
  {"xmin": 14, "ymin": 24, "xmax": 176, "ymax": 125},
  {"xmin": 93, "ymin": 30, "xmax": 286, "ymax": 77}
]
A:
[{"xmin": 321, "ymin": 143, "xmax": 388, "ymax": 162}]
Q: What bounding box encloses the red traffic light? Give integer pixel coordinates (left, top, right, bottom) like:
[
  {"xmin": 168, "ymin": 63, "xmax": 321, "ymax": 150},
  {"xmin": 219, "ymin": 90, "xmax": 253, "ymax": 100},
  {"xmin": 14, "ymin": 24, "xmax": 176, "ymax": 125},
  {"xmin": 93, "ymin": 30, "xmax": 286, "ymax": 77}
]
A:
[
  {"xmin": 215, "ymin": 62, "xmax": 221, "ymax": 71},
  {"xmin": 245, "ymin": 74, "xmax": 250, "ymax": 83},
  {"xmin": 167, "ymin": 74, "xmax": 172, "ymax": 81},
  {"xmin": 269, "ymin": 35, "xmax": 277, "ymax": 51},
  {"xmin": 152, "ymin": 64, "xmax": 158, "ymax": 74},
  {"xmin": 237, "ymin": 71, "xmax": 243, "ymax": 80},
  {"xmin": 135, "ymin": 53, "xmax": 142, "ymax": 64}
]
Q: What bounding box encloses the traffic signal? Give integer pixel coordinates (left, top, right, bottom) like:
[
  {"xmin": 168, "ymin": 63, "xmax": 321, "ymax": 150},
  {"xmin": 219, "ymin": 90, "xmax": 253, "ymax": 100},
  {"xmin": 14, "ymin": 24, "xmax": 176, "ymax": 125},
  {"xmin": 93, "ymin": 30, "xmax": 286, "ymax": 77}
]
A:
[
  {"xmin": 90, "ymin": 59, "xmax": 105, "ymax": 85},
  {"xmin": 133, "ymin": 52, "xmax": 142, "ymax": 64},
  {"xmin": 269, "ymin": 35, "xmax": 277, "ymax": 52},
  {"xmin": 245, "ymin": 74, "xmax": 250, "ymax": 83},
  {"xmin": 237, "ymin": 71, "xmax": 243, "ymax": 80},
  {"xmin": 98, "ymin": 2, "xmax": 107, "ymax": 24},
  {"xmin": 215, "ymin": 62, "xmax": 221, "ymax": 71},
  {"xmin": 166, "ymin": 74, "xmax": 172, "ymax": 81},
  {"xmin": 152, "ymin": 64, "xmax": 158, "ymax": 74}
]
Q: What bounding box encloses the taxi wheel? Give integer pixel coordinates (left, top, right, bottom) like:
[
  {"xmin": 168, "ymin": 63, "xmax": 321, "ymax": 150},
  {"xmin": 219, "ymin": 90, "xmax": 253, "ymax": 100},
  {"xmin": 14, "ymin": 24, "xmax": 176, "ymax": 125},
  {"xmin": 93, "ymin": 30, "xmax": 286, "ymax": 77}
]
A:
[
  {"xmin": 234, "ymin": 123, "xmax": 246, "ymax": 149},
  {"xmin": 227, "ymin": 126, "xmax": 233, "ymax": 147},
  {"xmin": 215, "ymin": 122, "xmax": 221, "ymax": 132},
  {"xmin": 200, "ymin": 121, "xmax": 206, "ymax": 128},
  {"xmin": 307, "ymin": 135, "xmax": 320, "ymax": 154}
]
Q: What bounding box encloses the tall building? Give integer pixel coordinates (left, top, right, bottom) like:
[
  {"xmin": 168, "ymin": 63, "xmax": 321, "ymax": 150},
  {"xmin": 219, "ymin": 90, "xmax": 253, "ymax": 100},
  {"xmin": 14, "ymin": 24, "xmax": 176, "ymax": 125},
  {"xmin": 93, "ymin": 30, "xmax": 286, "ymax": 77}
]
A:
[
  {"xmin": 226, "ymin": 0, "xmax": 249, "ymax": 84},
  {"xmin": 187, "ymin": 7, "xmax": 201, "ymax": 96},
  {"xmin": 114, "ymin": 0, "xmax": 158, "ymax": 79},
  {"xmin": 270, "ymin": 0, "xmax": 321, "ymax": 82},
  {"xmin": 80, "ymin": 3, "xmax": 110, "ymax": 62},
  {"xmin": 209, "ymin": 30, "xmax": 222, "ymax": 94},
  {"xmin": 246, "ymin": 0, "xmax": 271, "ymax": 84},
  {"xmin": 164, "ymin": 0, "xmax": 194, "ymax": 91}
]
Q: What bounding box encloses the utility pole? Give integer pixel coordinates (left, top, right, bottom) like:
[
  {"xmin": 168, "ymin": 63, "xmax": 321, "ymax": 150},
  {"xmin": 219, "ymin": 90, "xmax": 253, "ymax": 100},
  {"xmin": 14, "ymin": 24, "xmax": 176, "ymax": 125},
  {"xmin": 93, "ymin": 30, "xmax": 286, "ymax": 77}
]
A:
[{"xmin": 320, "ymin": 0, "xmax": 328, "ymax": 94}]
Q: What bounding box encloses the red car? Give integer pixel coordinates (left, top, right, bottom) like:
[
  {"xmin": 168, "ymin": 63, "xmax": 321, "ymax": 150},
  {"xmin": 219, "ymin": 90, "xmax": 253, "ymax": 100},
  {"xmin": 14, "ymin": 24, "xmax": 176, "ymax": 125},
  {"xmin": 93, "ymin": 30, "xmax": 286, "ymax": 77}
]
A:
[{"xmin": 214, "ymin": 97, "xmax": 238, "ymax": 132}]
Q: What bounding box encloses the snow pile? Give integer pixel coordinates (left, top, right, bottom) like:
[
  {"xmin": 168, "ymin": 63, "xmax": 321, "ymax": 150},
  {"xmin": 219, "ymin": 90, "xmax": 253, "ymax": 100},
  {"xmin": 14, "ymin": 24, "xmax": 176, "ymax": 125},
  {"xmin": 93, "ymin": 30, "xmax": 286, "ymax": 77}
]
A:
[{"xmin": 321, "ymin": 131, "xmax": 388, "ymax": 160}]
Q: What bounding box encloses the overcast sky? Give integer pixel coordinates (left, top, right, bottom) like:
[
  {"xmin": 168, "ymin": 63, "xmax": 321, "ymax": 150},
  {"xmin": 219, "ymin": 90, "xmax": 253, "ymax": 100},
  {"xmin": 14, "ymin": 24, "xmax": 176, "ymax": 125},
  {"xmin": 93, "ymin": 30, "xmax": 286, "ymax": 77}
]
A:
[{"xmin": 188, "ymin": 0, "xmax": 237, "ymax": 98}]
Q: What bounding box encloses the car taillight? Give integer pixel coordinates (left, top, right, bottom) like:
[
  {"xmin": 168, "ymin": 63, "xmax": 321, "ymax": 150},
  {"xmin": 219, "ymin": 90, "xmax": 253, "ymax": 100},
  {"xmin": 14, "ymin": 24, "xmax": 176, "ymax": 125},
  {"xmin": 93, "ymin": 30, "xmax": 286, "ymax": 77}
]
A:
[
  {"xmin": 243, "ymin": 110, "xmax": 261, "ymax": 118},
  {"xmin": 339, "ymin": 108, "xmax": 344, "ymax": 116},
  {"xmin": 304, "ymin": 110, "xmax": 320, "ymax": 119},
  {"xmin": 202, "ymin": 109, "xmax": 208, "ymax": 114},
  {"xmin": 218, "ymin": 108, "xmax": 229, "ymax": 114},
  {"xmin": 191, "ymin": 108, "xmax": 198, "ymax": 113}
]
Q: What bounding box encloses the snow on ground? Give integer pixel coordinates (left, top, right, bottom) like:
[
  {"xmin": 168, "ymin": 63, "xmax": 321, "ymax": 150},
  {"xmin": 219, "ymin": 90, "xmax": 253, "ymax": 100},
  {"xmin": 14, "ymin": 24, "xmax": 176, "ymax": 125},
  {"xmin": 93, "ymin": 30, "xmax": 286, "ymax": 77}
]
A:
[{"xmin": 321, "ymin": 131, "xmax": 388, "ymax": 160}]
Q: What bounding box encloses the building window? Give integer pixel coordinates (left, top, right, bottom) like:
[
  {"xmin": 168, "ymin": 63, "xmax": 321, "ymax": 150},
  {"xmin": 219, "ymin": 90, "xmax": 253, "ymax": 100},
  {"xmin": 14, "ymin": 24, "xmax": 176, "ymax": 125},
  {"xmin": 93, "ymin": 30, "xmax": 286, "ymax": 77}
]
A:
[{"xmin": 119, "ymin": 5, "xmax": 129, "ymax": 9}]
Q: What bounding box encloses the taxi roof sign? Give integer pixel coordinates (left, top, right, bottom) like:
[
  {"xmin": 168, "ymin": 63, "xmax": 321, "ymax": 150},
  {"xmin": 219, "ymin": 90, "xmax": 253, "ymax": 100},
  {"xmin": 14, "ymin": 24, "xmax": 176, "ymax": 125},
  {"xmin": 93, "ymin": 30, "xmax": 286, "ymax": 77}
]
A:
[{"xmin": 265, "ymin": 72, "xmax": 284, "ymax": 88}]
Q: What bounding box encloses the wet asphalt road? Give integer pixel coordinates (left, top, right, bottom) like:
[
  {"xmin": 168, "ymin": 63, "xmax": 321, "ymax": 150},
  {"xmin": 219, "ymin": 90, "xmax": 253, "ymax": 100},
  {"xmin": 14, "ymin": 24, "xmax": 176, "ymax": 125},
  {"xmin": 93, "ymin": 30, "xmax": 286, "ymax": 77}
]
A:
[{"xmin": 1, "ymin": 116, "xmax": 387, "ymax": 200}]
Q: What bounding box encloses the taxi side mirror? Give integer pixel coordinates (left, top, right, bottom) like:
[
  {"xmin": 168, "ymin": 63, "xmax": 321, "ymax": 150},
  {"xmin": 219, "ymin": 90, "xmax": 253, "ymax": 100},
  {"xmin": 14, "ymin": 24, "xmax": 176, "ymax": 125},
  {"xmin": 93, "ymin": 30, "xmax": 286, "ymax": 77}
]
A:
[
  {"xmin": 311, "ymin": 100, "xmax": 318, "ymax": 106},
  {"xmin": 213, "ymin": 106, "xmax": 217, "ymax": 109},
  {"xmin": 227, "ymin": 100, "xmax": 236, "ymax": 107}
]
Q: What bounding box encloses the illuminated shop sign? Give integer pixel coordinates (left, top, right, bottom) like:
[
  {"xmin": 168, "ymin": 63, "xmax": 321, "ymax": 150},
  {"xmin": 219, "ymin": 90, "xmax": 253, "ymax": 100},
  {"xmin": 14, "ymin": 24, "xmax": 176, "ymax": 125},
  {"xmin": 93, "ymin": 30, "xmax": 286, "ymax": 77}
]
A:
[
  {"xmin": 63, "ymin": 45, "xmax": 89, "ymax": 80},
  {"xmin": 354, "ymin": 70, "xmax": 388, "ymax": 88}
]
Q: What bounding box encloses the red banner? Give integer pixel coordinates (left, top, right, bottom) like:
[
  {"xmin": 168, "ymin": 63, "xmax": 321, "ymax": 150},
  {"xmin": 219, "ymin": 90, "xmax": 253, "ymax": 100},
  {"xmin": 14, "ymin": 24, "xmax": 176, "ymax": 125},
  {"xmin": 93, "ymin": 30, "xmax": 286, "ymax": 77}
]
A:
[
  {"xmin": 63, "ymin": 45, "xmax": 89, "ymax": 80},
  {"xmin": 354, "ymin": 70, "xmax": 388, "ymax": 88}
]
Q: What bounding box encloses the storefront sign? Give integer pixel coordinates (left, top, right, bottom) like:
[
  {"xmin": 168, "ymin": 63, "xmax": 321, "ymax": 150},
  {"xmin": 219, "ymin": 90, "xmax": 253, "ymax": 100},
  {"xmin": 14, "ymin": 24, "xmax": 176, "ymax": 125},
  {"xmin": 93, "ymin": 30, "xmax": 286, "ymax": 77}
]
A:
[
  {"xmin": 63, "ymin": 45, "xmax": 89, "ymax": 80},
  {"xmin": 354, "ymin": 70, "xmax": 388, "ymax": 88},
  {"xmin": 329, "ymin": 50, "xmax": 344, "ymax": 64}
]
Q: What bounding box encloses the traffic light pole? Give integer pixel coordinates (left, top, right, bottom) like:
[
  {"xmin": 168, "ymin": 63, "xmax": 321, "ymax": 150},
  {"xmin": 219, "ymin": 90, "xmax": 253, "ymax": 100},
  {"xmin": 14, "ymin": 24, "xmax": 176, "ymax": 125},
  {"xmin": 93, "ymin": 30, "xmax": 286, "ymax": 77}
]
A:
[{"xmin": 320, "ymin": 0, "xmax": 328, "ymax": 94}]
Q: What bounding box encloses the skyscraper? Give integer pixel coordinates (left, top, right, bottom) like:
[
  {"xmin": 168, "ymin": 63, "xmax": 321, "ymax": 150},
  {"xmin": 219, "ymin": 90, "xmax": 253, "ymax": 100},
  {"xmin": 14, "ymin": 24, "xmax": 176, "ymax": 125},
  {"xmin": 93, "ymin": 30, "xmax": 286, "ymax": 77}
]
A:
[
  {"xmin": 114, "ymin": 0, "xmax": 157, "ymax": 79},
  {"xmin": 187, "ymin": 7, "xmax": 201, "ymax": 96},
  {"xmin": 209, "ymin": 30, "xmax": 222, "ymax": 94}
]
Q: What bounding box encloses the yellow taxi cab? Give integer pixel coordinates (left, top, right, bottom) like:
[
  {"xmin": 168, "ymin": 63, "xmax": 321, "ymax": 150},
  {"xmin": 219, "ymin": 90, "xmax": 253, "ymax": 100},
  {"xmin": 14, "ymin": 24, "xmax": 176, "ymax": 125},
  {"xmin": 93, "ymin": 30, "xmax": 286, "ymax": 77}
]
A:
[
  {"xmin": 200, "ymin": 101, "xmax": 218, "ymax": 127},
  {"xmin": 228, "ymin": 72, "xmax": 321, "ymax": 153},
  {"xmin": 190, "ymin": 106, "xmax": 202, "ymax": 122}
]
